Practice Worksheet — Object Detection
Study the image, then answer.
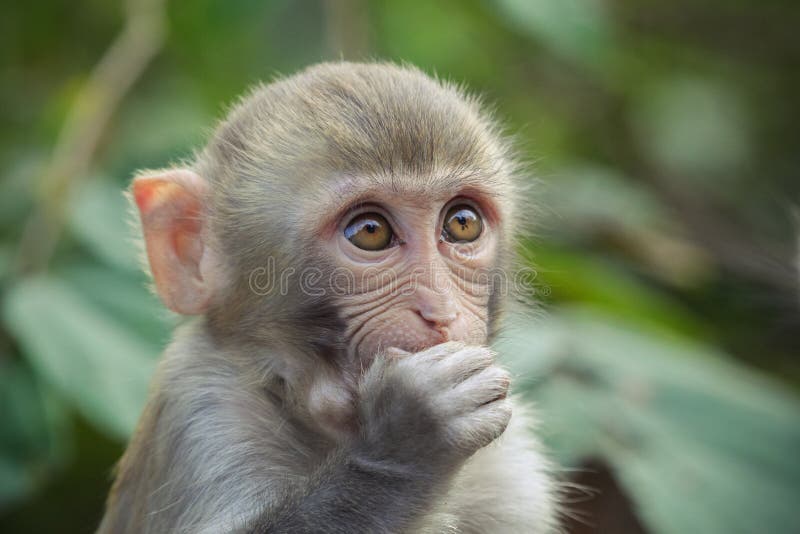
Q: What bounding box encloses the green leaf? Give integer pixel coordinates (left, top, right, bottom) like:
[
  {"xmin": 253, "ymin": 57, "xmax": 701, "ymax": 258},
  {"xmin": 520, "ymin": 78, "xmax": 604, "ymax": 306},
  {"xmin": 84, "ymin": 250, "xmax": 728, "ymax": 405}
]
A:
[
  {"xmin": 536, "ymin": 166, "xmax": 714, "ymax": 288},
  {"xmin": 522, "ymin": 244, "xmax": 704, "ymax": 337},
  {"xmin": 0, "ymin": 361, "xmax": 69, "ymax": 511},
  {"xmin": 491, "ymin": 0, "xmax": 615, "ymax": 68},
  {"xmin": 58, "ymin": 264, "xmax": 175, "ymax": 349},
  {"xmin": 0, "ymin": 154, "xmax": 38, "ymax": 231},
  {"xmin": 106, "ymin": 88, "xmax": 212, "ymax": 175},
  {"xmin": 497, "ymin": 308, "xmax": 800, "ymax": 534},
  {"xmin": 0, "ymin": 244, "xmax": 11, "ymax": 282},
  {"xmin": 2, "ymin": 276, "xmax": 156, "ymax": 440},
  {"xmin": 541, "ymin": 164, "xmax": 669, "ymax": 232},
  {"xmin": 68, "ymin": 178, "xmax": 139, "ymax": 271},
  {"xmin": 632, "ymin": 78, "xmax": 752, "ymax": 179}
]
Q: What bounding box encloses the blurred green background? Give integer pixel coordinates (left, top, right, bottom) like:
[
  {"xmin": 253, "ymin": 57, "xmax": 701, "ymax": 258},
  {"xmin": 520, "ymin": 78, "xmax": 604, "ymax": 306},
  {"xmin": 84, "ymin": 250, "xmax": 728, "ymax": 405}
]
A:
[{"xmin": 1, "ymin": 0, "xmax": 799, "ymax": 532}]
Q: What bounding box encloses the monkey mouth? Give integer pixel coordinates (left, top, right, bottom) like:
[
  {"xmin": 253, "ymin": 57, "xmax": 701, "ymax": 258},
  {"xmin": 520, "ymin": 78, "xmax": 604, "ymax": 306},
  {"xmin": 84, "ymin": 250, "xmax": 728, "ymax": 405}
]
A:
[
  {"xmin": 395, "ymin": 330, "xmax": 451, "ymax": 355},
  {"xmin": 355, "ymin": 311, "xmax": 477, "ymax": 359},
  {"xmin": 436, "ymin": 325, "xmax": 452, "ymax": 342}
]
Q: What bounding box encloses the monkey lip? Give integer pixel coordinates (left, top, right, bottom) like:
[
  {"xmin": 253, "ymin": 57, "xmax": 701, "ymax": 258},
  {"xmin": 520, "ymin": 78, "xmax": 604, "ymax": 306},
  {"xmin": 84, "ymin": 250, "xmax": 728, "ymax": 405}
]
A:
[
  {"xmin": 435, "ymin": 325, "xmax": 452, "ymax": 341},
  {"xmin": 384, "ymin": 329, "xmax": 451, "ymax": 356}
]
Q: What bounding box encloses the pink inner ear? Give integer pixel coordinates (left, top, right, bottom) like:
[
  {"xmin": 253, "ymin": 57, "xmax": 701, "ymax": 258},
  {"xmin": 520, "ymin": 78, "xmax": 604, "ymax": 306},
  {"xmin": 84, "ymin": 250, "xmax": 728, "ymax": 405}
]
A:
[
  {"xmin": 132, "ymin": 178, "xmax": 168, "ymax": 213},
  {"xmin": 171, "ymin": 205, "xmax": 204, "ymax": 275},
  {"xmin": 132, "ymin": 171, "xmax": 211, "ymax": 315}
]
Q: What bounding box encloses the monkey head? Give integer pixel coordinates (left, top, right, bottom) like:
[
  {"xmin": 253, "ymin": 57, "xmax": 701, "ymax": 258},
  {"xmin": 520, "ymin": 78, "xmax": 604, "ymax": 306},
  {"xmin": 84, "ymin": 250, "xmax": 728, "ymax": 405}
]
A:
[{"xmin": 131, "ymin": 63, "xmax": 521, "ymax": 433}]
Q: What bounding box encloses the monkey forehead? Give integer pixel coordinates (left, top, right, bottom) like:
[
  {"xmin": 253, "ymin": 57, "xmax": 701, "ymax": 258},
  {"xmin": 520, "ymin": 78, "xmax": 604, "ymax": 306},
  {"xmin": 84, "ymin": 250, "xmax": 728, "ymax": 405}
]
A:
[
  {"xmin": 202, "ymin": 62, "xmax": 516, "ymax": 188},
  {"xmin": 199, "ymin": 62, "xmax": 522, "ymax": 251}
]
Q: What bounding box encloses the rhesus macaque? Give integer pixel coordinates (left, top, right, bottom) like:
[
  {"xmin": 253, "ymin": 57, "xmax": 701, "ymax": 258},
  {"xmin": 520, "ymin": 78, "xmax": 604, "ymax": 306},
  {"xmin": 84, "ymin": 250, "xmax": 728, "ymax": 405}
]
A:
[{"xmin": 99, "ymin": 62, "xmax": 558, "ymax": 533}]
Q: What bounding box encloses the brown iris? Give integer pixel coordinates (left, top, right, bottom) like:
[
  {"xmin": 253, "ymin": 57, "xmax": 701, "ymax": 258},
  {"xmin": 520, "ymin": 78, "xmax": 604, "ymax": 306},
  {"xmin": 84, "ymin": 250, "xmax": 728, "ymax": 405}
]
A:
[
  {"xmin": 344, "ymin": 213, "xmax": 393, "ymax": 250},
  {"xmin": 443, "ymin": 205, "xmax": 482, "ymax": 243}
]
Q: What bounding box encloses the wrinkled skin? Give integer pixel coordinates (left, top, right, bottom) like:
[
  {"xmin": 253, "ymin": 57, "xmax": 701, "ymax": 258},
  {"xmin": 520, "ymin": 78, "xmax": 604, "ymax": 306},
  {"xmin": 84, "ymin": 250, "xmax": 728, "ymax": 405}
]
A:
[{"xmin": 324, "ymin": 187, "xmax": 498, "ymax": 360}]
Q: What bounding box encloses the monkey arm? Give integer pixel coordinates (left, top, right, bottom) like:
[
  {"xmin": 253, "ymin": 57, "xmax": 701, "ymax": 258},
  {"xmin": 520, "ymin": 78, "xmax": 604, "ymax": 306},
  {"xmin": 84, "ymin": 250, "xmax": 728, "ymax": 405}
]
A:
[
  {"xmin": 243, "ymin": 445, "xmax": 445, "ymax": 534},
  {"xmin": 245, "ymin": 345, "xmax": 514, "ymax": 534}
]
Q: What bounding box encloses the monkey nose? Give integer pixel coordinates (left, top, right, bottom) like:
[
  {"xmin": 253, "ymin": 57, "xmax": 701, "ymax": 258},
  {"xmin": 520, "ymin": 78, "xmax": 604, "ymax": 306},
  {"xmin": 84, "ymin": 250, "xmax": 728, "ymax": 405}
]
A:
[
  {"xmin": 413, "ymin": 285, "xmax": 458, "ymax": 328},
  {"xmin": 416, "ymin": 304, "xmax": 458, "ymax": 328}
]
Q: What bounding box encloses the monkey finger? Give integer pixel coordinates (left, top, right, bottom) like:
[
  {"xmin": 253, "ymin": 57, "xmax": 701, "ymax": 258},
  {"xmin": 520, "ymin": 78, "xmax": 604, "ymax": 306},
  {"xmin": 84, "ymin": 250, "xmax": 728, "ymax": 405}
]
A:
[
  {"xmin": 446, "ymin": 398, "xmax": 512, "ymax": 452},
  {"xmin": 392, "ymin": 342, "xmax": 466, "ymax": 377},
  {"xmin": 433, "ymin": 345, "xmax": 496, "ymax": 385},
  {"xmin": 413, "ymin": 341, "xmax": 468, "ymax": 363},
  {"xmin": 384, "ymin": 347, "xmax": 411, "ymax": 359},
  {"xmin": 442, "ymin": 365, "xmax": 511, "ymax": 414}
]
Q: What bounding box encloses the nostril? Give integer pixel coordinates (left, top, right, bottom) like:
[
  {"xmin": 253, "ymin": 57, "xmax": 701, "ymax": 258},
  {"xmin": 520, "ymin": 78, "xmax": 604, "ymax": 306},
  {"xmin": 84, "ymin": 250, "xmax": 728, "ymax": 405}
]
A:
[
  {"xmin": 416, "ymin": 309, "xmax": 437, "ymax": 328},
  {"xmin": 416, "ymin": 308, "xmax": 457, "ymax": 327},
  {"xmin": 414, "ymin": 285, "xmax": 458, "ymax": 327}
]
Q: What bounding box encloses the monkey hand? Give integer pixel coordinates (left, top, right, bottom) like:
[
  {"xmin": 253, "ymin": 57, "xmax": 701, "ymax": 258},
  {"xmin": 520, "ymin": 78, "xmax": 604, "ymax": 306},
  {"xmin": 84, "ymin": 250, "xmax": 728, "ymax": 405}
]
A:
[{"xmin": 355, "ymin": 342, "xmax": 512, "ymax": 475}]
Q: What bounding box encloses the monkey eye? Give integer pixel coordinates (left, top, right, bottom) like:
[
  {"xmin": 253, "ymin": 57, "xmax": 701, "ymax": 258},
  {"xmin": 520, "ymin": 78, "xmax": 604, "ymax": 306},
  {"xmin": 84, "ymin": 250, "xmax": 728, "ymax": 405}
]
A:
[
  {"xmin": 442, "ymin": 205, "xmax": 483, "ymax": 243},
  {"xmin": 344, "ymin": 212, "xmax": 394, "ymax": 251}
]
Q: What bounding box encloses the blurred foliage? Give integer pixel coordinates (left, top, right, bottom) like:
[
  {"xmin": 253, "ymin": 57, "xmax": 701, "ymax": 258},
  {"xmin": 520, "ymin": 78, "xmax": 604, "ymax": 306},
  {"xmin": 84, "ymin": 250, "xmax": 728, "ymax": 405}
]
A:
[
  {"xmin": 499, "ymin": 310, "xmax": 800, "ymax": 533},
  {"xmin": 1, "ymin": 0, "xmax": 799, "ymax": 532}
]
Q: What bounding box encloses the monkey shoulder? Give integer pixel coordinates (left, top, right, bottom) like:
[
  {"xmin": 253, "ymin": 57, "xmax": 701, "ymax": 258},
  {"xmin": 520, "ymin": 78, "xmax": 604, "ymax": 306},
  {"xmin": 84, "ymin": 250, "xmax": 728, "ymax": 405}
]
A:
[{"xmin": 105, "ymin": 324, "xmax": 328, "ymax": 533}]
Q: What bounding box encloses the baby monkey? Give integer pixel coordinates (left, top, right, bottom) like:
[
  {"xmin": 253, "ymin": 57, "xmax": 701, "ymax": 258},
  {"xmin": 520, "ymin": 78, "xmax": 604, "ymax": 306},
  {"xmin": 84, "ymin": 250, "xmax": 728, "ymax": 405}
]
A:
[{"xmin": 99, "ymin": 62, "xmax": 558, "ymax": 533}]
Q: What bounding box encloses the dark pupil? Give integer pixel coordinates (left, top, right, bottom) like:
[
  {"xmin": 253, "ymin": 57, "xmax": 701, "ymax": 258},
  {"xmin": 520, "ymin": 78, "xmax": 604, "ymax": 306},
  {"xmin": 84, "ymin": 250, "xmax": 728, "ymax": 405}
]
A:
[
  {"xmin": 457, "ymin": 215, "xmax": 468, "ymax": 229},
  {"xmin": 365, "ymin": 223, "xmax": 376, "ymax": 233}
]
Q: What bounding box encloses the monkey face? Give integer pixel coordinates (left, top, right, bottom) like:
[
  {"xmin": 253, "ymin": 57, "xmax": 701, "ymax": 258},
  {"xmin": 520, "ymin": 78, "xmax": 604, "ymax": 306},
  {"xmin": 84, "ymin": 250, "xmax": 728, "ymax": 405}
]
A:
[
  {"xmin": 126, "ymin": 63, "xmax": 524, "ymax": 443},
  {"xmin": 132, "ymin": 63, "xmax": 519, "ymax": 367},
  {"xmin": 315, "ymin": 178, "xmax": 503, "ymax": 361}
]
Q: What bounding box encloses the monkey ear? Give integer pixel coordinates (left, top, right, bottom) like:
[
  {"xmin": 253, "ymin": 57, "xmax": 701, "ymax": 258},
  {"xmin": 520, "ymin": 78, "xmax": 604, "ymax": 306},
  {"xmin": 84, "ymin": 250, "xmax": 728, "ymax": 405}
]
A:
[{"xmin": 131, "ymin": 169, "xmax": 214, "ymax": 315}]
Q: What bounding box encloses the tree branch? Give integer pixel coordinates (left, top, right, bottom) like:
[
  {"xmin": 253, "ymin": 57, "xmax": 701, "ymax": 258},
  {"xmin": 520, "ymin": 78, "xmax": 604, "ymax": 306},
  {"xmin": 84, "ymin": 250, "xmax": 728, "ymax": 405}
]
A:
[{"xmin": 16, "ymin": 0, "xmax": 167, "ymax": 274}]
